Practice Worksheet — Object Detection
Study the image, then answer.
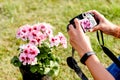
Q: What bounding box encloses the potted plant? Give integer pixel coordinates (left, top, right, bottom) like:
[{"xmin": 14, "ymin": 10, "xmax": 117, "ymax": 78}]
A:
[{"xmin": 11, "ymin": 22, "xmax": 67, "ymax": 80}]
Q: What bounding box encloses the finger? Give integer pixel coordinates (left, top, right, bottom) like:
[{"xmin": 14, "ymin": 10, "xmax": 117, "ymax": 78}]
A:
[
  {"xmin": 89, "ymin": 25, "xmax": 99, "ymax": 32},
  {"xmin": 74, "ymin": 18, "xmax": 80, "ymax": 30},
  {"xmin": 68, "ymin": 24, "xmax": 75, "ymax": 36},
  {"xmin": 87, "ymin": 10, "xmax": 105, "ymax": 21},
  {"xmin": 67, "ymin": 23, "xmax": 75, "ymax": 31},
  {"xmin": 74, "ymin": 18, "xmax": 82, "ymax": 31},
  {"xmin": 68, "ymin": 24, "xmax": 75, "ymax": 31},
  {"xmin": 67, "ymin": 24, "xmax": 70, "ymax": 31}
]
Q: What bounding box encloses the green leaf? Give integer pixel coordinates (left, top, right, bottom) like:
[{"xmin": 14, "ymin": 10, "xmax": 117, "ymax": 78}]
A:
[
  {"xmin": 52, "ymin": 66, "xmax": 58, "ymax": 70},
  {"xmin": 37, "ymin": 52, "xmax": 49, "ymax": 60},
  {"xmin": 52, "ymin": 66, "xmax": 59, "ymax": 76},
  {"xmin": 48, "ymin": 54, "xmax": 56, "ymax": 61},
  {"xmin": 44, "ymin": 59, "xmax": 50, "ymax": 66},
  {"xmin": 11, "ymin": 56, "xmax": 21, "ymax": 67},
  {"xmin": 39, "ymin": 42, "xmax": 51, "ymax": 54},
  {"xmin": 55, "ymin": 57, "xmax": 60, "ymax": 63},
  {"xmin": 38, "ymin": 68, "xmax": 44, "ymax": 75},
  {"xmin": 47, "ymin": 70, "xmax": 54, "ymax": 76},
  {"xmin": 30, "ymin": 66, "xmax": 38, "ymax": 73}
]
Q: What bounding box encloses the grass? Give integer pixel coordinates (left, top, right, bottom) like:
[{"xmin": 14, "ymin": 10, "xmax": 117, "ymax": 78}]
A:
[{"xmin": 1, "ymin": 0, "xmax": 120, "ymax": 80}]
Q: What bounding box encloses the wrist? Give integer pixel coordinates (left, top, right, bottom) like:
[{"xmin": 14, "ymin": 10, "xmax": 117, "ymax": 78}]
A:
[
  {"xmin": 78, "ymin": 48, "xmax": 93, "ymax": 58},
  {"xmin": 80, "ymin": 51, "xmax": 95, "ymax": 65}
]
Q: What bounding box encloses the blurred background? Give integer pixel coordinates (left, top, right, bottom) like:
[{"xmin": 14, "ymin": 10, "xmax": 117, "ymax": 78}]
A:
[{"xmin": 0, "ymin": 0, "xmax": 120, "ymax": 80}]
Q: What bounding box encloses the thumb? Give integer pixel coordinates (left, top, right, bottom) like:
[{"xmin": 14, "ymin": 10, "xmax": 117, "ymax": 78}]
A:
[{"xmin": 89, "ymin": 25, "xmax": 100, "ymax": 32}]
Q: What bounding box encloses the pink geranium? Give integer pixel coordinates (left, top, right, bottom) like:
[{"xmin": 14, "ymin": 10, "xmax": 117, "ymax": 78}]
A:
[
  {"xmin": 16, "ymin": 23, "xmax": 54, "ymax": 46},
  {"xmin": 15, "ymin": 22, "xmax": 67, "ymax": 66},
  {"xmin": 16, "ymin": 24, "xmax": 31, "ymax": 41},
  {"xmin": 19, "ymin": 44, "xmax": 40, "ymax": 65},
  {"xmin": 29, "ymin": 39, "xmax": 38, "ymax": 45},
  {"xmin": 19, "ymin": 53, "xmax": 32, "ymax": 65},
  {"xmin": 49, "ymin": 36, "xmax": 60, "ymax": 47},
  {"xmin": 32, "ymin": 23, "xmax": 41, "ymax": 31},
  {"xmin": 49, "ymin": 32, "xmax": 67, "ymax": 48},
  {"xmin": 12, "ymin": 22, "xmax": 67, "ymax": 76},
  {"xmin": 57, "ymin": 32, "xmax": 67, "ymax": 48}
]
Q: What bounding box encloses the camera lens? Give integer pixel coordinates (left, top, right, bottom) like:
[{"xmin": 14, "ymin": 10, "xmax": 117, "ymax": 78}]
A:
[{"xmin": 82, "ymin": 13, "xmax": 86, "ymax": 18}]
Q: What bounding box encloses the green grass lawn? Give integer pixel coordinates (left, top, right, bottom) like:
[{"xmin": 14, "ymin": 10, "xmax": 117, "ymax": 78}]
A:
[{"xmin": 1, "ymin": 0, "xmax": 120, "ymax": 80}]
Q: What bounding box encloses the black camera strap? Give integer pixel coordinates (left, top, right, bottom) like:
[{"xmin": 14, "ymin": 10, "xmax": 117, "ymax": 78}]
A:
[
  {"xmin": 96, "ymin": 30, "xmax": 120, "ymax": 68},
  {"xmin": 67, "ymin": 48, "xmax": 88, "ymax": 80}
]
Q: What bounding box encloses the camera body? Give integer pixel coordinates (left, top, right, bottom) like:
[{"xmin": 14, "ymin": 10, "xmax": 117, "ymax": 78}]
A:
[{"xmin": 67, "ymin": 12, "xmax": 98, "ymax": 32}]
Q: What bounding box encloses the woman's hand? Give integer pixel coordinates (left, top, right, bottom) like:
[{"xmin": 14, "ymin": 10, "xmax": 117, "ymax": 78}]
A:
[
  {"xmin": 88, "ymin": 10, "xmax": 118, "ymax": 36},
  {"xmin": 68, "ymin": 18, "xmax": 93, "ymax": 57}
]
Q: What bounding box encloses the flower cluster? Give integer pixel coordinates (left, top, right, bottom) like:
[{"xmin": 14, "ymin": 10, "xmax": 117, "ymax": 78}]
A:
[
  {"xmin": 19, "ymin": 44, "xmax": 39, "ymax": 65},
  {"xmin": 16, "ymin": 23, "xmax": 66, "ymax": 47},
  {"xmin": 11, "ymin": 22, "xmax": 67, "ymax": 76}
]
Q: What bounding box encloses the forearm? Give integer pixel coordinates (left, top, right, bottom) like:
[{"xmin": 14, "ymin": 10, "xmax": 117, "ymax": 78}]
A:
[
  {"xmin": 84, "ymin": 55, "xmax": 115, "ymax": 80},
  {"xmin": 75, "ymin": 39, "xmax": 114, "ymax": 79},
  {"xmin": 112, "ymin": 25, "xmax": 120, "ymax": 38}
]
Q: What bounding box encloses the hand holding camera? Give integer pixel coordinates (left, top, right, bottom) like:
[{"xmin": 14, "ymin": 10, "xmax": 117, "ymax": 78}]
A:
[
  {"xmin": 67, "ymin": 12, "xmax": 99, "ymax": 32},
  {"xmin": 67, "ymin": 11, "xmax": 99, "ymax": 57}
]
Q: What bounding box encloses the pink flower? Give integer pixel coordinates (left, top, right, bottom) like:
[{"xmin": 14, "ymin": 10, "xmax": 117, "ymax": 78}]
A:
[
  {"xmin": 28, "ymin": 30, "xmax": 38, "ymax": 40},
  {"xmin": 32, "ymin": 23, "xmax": 41, "ymax": 31},
  {"xmin": 26, "ymin": 44, "xmax": 40, "ymax": 57},
  {"xmin": 37, "ymin": 32, "xmax": 46, "ymax": 42},
  {"xmin": 29, "ymin": 39, "xmax": 38, "ymax": 45},
  {"xmin": 57, "ymin": 32, "xmax": 67, "ymax": 48},
  {"xmin": 40, "ymin": 24, "xmax": 46, "ymax": 32},
  {"xmin": 49, "ymin": 36, "xmax": 60, "ymax": 47},
  {"xmin": 16, "ymin": 24, "xmax": 31, "ymax": 41},
  {"xmin": 19, "ymin": 53, "xmax": 32, "ymax": 65},
  {"xmin": 29, "ymin": 31, "xmax": 47, "ymax": 45},
  {"xmin": 29, "ymin": 47, "xmax": 39, "ymax": 57},
  {"xmin": 23, "ymin": 48, "xmax": 29, "ymax": 54},
  {"xmin": 39, "ymin": 23, "xmax": 53, "ymax": 37},
  {"xmin": 19, "ymin": 44, "xmax": 40, "ymax": 65},
  {"xmin": 19, "ymin": 53, "xmax": 26, "ymax": 62},
  {"xmin": 49, "ymin": 32, "xmax": 67, "ymax": 48}
]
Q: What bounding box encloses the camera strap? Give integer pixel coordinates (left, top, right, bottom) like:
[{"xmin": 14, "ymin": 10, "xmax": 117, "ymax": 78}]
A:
[
  {"xmin": 96, "ymin": 30, "xmax": 120, "ymax": 68},
  {"xmin": 67, "ymin": 48, "xmax": 88, "ymax": 80}
]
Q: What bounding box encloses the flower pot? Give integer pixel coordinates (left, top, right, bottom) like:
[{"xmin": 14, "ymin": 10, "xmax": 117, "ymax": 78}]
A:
[{"xmin": 19, "ymin": 65, "xmax": 52, "ymax": 80}]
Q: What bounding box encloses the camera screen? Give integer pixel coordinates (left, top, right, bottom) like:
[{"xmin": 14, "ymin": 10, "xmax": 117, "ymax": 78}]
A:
[{"xmin": 80, "ymin": 13, "xmax": 97, "ymax": 32}]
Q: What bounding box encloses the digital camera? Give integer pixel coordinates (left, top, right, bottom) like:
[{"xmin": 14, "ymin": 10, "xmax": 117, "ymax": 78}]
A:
[{"xmin": 67, "ymin": 12, "xmax": 99, "ymax": 32}]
